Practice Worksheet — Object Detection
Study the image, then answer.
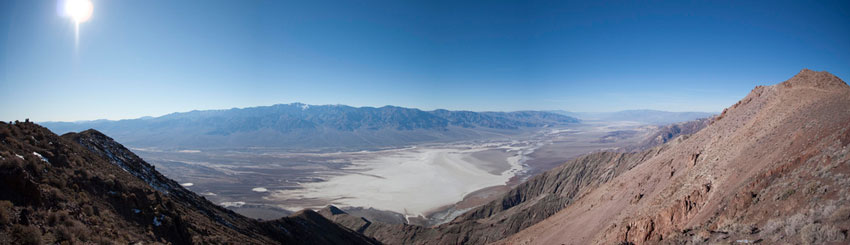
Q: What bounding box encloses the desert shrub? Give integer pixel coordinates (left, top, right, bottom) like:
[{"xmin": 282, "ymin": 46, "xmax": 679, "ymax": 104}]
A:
[
  {"xmin": 724, "ymin": 223, "xmax": 755, "ymax": 234},
  {"xmin": 777, "ymin": 189, "xmax": 796, "ymax": 201},
  {"xmin": 82, "ymin": 204, "xmax": 94, "ymax": 216},
  {"xmin": 0, "ymin": 125, "xmax": 10, "ymax": 137},
  {"xmin": 0, "ymin": 200, "xmax": 12, "ymax": 226},
  {"xmin": 75, "ymin": 169, "xmax": 89, "ymax": 179},
  {"xmin": 112, "ymin": 180, "xmax": 125, "ymax": 192},
  {"xmin": 48, "ymin": 177, "xmax": 66, "ymax": 189},
  {"xmin": 68, "ymin": 220, "xmax": 90, "ymax": 242},
  {"xmin": 47, "ymin": 212, "xmax": 57, "ymax": 226},
  {"xmin": 783, "ymin": 213, "xmax": 810, "ymax": 237},
  {"xmin": 762, "ymin": 219, "xmax": 783, "ymax": 236},
  {"xmin": 800, "ymin": 223, "xmax": 845, "ymax": 244},
  {"xmin": 55, "ymin": 225, "xmax": 75, "ymax": 243},
  {"xmin": 55, "ymin": 219, "xmax": 91, "ymax": 243},
  {"xmin": 830, "ymin": 206, "xmax": 850, "ymax": 222},
  {"xmin": 12, "ymin": 224, "xmax": 42, "ymax": 245},
  {"xmin": 44, "ymin": 190, "xmax": 68, "ymax": 211},
  {"xmin": 91, "ymin": 235, "xmax": 115, "ymax": 245},
  {"xmin": 24, "ymin": 162, "xmax": 43, "ymax": 178},
  {"xmin": 47, "ymin": 210, "xmax": 69, "ymax": 226}
]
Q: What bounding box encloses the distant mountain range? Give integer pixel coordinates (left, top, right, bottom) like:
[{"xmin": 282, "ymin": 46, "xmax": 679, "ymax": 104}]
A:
[
  {"xmin": 42, "ymin": 103, "xmax": 579, "ymax": 151},
  {"xmin": 550, "ymin": 109, "xmax": 716, "ymax": 125}
]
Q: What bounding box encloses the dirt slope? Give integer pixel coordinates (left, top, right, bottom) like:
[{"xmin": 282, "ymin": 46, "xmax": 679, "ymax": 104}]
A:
[{"xmin": 501, "ymin": 69, "xmax": 850, "ymax": 244}]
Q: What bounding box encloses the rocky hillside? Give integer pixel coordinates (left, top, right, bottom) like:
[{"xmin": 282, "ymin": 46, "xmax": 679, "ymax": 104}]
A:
[
  {"xmin": 594, "ymin": 117, "xmax": 712, "ymax": 151},
  {"xmin": 0, "ymin": 122, "xmax": 377, "ymax": 244},
  {"xmin": 42, "ymin": 104, "xmax": 578, "ymax": 151},
  {"xmin": 630, "ymin": 117, "xmax": 713, "ymax": 151},
  {"xmin": 502, "ymin": 69, "xmax": 850, "ymax": 244}
]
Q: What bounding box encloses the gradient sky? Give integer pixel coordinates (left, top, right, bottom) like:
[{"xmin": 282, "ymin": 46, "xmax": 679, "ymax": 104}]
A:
[{"xmin": 2, "ymin": 0, "xmax": 849, "ymax": 122}]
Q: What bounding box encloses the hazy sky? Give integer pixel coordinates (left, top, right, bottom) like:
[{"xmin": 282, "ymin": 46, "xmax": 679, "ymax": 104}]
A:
[{"xmin": 2, "ymin": 0, "xmax": 849, "ymax": 122}]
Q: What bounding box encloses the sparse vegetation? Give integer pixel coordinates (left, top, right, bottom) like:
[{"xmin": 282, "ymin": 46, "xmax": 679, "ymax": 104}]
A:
[
  {"xmin": 0, "ymin": 200, "xmax": 12, "ymax": 226},
  {"xmin": 12, "ymin": 224, "xmax": 42, "ymax": 245},
  {"xmin": 777, "ymin": 189, "xmax": 796, "ymax": 201},
  {"xmin": 800, "ymin": 223, "xmax": 845, "ymax": 244}
]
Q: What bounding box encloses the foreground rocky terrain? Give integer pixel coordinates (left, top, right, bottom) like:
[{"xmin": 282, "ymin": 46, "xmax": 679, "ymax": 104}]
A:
[{"xmin": 0, "ymin": 122, "xmax": 376, "ymax": 244}]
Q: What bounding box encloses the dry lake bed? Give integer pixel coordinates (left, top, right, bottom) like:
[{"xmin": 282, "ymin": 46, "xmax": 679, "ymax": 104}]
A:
[{"xmin": 135, "ymin": 121, "xmax": 653, "ymax": 224}]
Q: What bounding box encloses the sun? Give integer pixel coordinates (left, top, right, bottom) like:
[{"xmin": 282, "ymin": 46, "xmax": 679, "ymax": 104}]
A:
[
  {"xmin": 64, "ymin": 0, "xmax": 93, "ymax": 23},
  {"xmin": 59, "ymin": 0, "xmax": 93, "ymax": 50}
]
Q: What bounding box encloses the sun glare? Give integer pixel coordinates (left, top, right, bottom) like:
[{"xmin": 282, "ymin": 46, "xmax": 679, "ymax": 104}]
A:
[
  {"xmin": 64, "ymin": 0, "xmax": 93, "ymax": 23},
  {"xmin": 59, "ymin": 0, "xmax": 93, "ymax": 50}
]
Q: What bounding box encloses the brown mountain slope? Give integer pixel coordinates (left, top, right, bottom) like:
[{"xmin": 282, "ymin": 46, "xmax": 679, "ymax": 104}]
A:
[
  {"xmin": 501, "ymin": 69, "xmax": 850, "ymax": 244},
  {"xmin": 629, "ymin": 118, "xmax": 713, "ymax": 151},
  {"xmin": 0, "ymin": 122, "xmax": 377, "ymax": 244}
]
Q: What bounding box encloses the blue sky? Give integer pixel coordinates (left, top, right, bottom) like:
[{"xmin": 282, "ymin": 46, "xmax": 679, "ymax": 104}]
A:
[{"xmin": 1, "ymin": 0, "xmax": 849, "ymax": 121}]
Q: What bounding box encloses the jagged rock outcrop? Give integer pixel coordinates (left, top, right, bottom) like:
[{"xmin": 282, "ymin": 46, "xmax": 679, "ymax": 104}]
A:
[
  {"xmin": 0, "ymin": 122, "xmax": 377, "ymax": 244},
  {"xmin": 501, "ymin": 69, "xmax": 850, "ymax": 244}
]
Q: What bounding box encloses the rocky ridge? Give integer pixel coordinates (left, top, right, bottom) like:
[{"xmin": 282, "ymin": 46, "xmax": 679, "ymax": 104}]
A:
[{"xmin": 0, "ymin": 122, "xmax": 377, "ymax": 244}]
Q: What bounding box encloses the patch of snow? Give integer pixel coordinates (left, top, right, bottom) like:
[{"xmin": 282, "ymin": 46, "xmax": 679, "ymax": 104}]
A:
[
  {"xmin": 89, "ymin": 141, "xmax": 173, "ymax": 195},
  {"xmin": 32, "ymin": 152, "xmax": 49, "ymax": 163},
  {"xmin": 15, "ymin": 154, "xmax": 24, "ymax": 160},
  {"xmin": 180, "ymin": 183, "xmax": 194, "ymax": 187},
  {"xmin": 153, "ymin": 215, "xmax": 164, "ymax": 226},
  {"xmin": 251, "ymin": 187, "xmax": 268, "ymax": 192},
  {"xmin": 301, "ymin": 104, "xmax": 310, "ymax": 110},
  {"xmin": 219, "ymin": 201, "xmax": 246, "ymax": 208}
]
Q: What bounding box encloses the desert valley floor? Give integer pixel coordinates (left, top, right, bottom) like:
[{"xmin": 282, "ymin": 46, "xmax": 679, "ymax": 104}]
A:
[{"xmin": 132, "ymin": 121, "xmax": 654, "ymax": 224}]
